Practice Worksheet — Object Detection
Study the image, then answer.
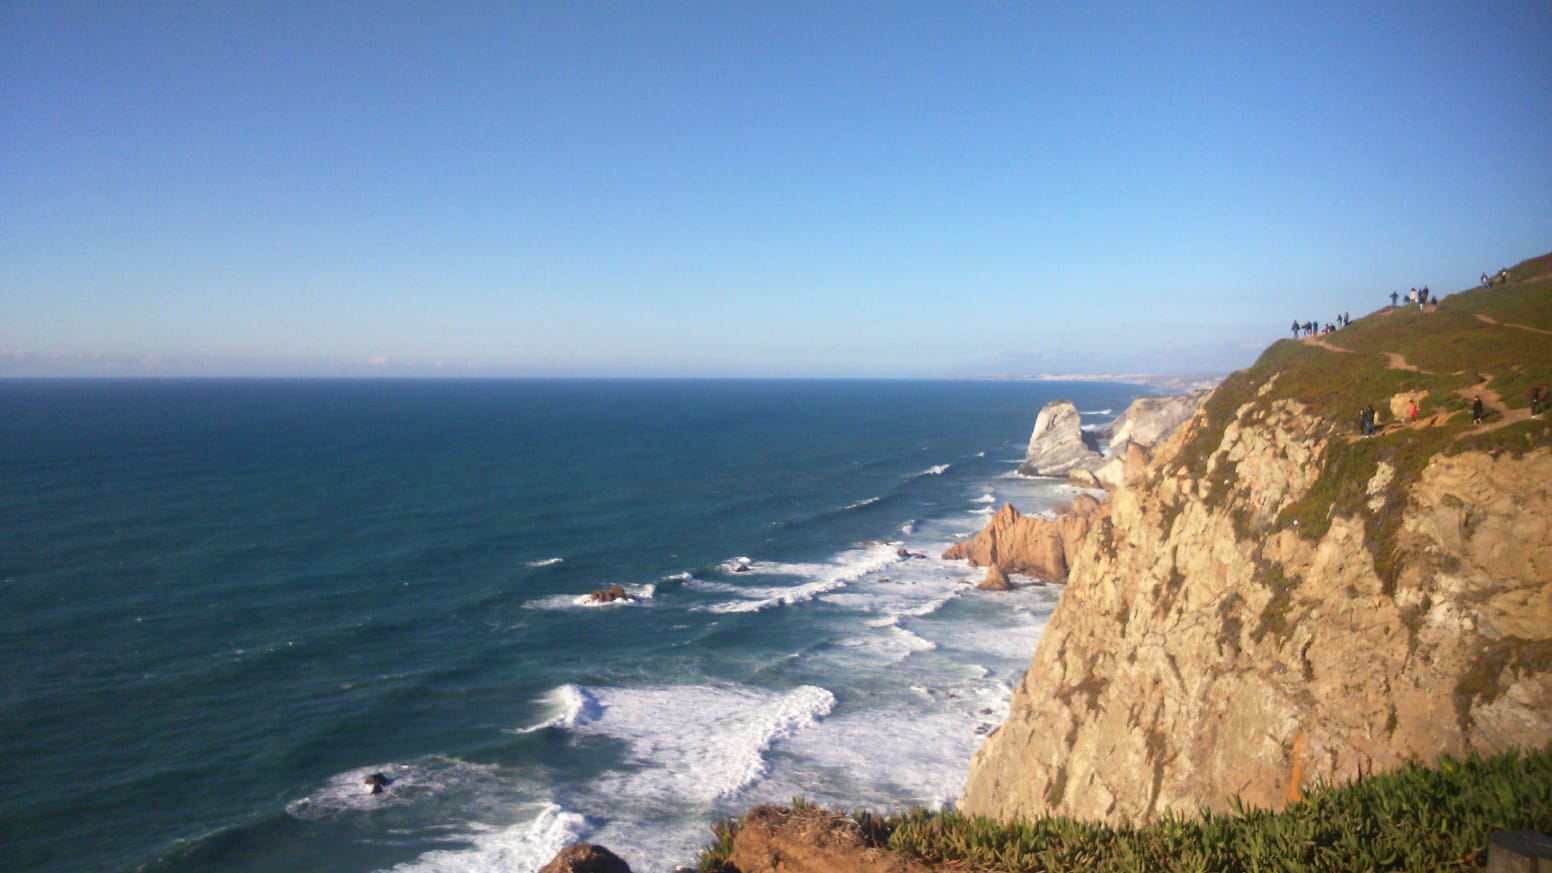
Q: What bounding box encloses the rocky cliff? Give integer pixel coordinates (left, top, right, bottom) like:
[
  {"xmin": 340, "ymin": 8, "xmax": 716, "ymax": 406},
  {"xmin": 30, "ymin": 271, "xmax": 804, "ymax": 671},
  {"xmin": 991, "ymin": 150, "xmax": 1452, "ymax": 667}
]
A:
[
  {"xmin": 1020, "ymin": 392, "xmax": 1209, "ymax": 488},
  {"xmin": 961, "ymin": 271, "xmax": 1552, "ymax": 825}
]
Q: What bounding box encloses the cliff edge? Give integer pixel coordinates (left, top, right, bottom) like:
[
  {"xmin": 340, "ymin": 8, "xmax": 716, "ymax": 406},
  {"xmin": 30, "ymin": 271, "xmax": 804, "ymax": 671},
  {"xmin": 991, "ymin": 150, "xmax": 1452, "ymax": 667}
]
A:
[{"xmin": 961, "ymin": 258, "xmax": 1552, "ymax": 824}]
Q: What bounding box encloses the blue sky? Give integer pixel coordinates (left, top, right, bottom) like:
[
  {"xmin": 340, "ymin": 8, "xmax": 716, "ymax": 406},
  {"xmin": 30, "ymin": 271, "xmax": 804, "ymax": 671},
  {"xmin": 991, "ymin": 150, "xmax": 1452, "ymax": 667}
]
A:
[{"xmin": 3, "ymin": 1, "xmax": 1549, "ymax": 378}]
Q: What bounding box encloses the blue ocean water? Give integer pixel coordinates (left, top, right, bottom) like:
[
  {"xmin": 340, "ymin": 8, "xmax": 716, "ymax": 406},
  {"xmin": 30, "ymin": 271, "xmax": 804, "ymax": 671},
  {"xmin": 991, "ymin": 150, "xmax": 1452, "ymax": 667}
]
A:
[{"xmin": 0, "ymin": 378, "xmax": 1146, "ymax": 873}]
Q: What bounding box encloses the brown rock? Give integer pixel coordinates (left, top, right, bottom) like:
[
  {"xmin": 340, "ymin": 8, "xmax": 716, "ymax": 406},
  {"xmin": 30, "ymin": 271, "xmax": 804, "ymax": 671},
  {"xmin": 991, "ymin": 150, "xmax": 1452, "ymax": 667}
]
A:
[
  {"xmin": 728, "ymin": 805, "xmax": 934, "ymax": 873},
  {"xmin": 942, "ymin": 498, "xmax": 1107, "ymax": 583},
  {"xmin": 538, "ymin": 843, "xmax": 632, "ymax": 873},
  {"xmin": 978, "ymin": 564, "xmax": 1013, "ymax": 591},
  {"xmin": 587, "ymin": 584, "xmax": 635, "ymax": 604}
]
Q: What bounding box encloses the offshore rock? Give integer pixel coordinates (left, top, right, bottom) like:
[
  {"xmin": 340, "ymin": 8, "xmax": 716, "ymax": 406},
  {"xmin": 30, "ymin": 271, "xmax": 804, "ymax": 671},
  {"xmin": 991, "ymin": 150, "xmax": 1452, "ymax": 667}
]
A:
[
  {"xmin": 943, "ymin": 497, "xmax": 1104, "ymax": 584},
  {"xmin": 1017, "ymin": 400, "xmax": 1100, "ymax": 477},
  {"xmin": 978, "ymin": 564, "xmax": 1014, "ymax": 591},
  {"xmin": 587, "ymin": 584, "xmax": 635, "ymax": 604},
  {"xmin": 538, "ymin": 843, "xmax": 632, "ymax": 873},
  {"xmin": 961, "ymin": 381, "xmax": 1552, "ymax": 825}
]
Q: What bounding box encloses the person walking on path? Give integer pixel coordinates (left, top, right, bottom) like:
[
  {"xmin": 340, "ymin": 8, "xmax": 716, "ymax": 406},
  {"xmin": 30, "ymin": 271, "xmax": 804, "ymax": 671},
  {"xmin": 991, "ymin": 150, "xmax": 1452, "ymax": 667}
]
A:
[{"xmin": 1473, "ymin": 396, "xmax": 1484, "ymax": 425}]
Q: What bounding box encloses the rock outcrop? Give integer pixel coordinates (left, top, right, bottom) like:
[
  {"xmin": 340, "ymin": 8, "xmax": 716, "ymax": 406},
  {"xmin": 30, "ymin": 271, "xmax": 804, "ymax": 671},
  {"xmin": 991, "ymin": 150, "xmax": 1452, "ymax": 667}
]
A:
[
  {"xmin": 588, "ymin": 584, "xmax": 636, "ymax": 604},
  {"xmin": 1100, "ymin": 389, "xmax": 1212, "ymax": 456},
  {"xmin": 943, "ymin": 496, "xmax": 1105, "ymax": 584},
  {"xmin": 538, "ymin": 843, "xmax": 633, "ymax": 873},
  {"xmin": 1019, "ymin": 392, "xmax": 1209, "ymax": 486},
  {"xmin": 727, "ymin": 805, "xmax": 934, "ymax": 873},
  {"xmin": 977, "ymin": 564, "xmax": 1014, "ymax": 591},
  {"xmin": 961, "ymin": 371, "xmax": 1552, "ymax": 825},
  {"xmin": 1017, "ymin": 401, "xmax": 1100, "ymax": 476}
]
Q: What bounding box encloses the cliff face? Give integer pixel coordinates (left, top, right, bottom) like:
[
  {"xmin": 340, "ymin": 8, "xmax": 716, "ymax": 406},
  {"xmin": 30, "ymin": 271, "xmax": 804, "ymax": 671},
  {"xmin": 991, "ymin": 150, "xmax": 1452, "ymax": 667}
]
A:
[{"xmin": 961, "ymin": 372, "xmax": 1552, "ymax": 824}]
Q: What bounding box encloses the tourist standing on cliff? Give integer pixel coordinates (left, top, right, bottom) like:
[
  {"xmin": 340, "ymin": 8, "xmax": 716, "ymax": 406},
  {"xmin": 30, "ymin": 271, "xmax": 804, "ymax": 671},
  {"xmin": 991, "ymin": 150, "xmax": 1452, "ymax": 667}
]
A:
[
  {"xmin": 1473, "ymin": 396, "xmax": 1484, "ymax": 425},
  {"xmin": 1390, "ymin": 290, "xmax": 1399, "ymax": 307}
]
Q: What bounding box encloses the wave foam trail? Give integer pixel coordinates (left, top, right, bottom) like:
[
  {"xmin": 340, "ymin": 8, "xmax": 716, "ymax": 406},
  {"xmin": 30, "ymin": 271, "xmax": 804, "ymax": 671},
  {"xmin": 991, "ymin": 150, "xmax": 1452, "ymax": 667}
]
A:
[
  {"xmin": 917, "ymin": 464, "xmax": 951, "ymax": 477},
  {"xmin": 972, "ymin": 493, "xmax": 996, "ymax": 503},
  {"xmin": 386, "ymin": 802, "xmax": 588, "ymax": 873},
  {"xmin": 844, "ymin": 496, "xmax": 881, "ymax": 511},
  {"xmin": 568, "ymin": 684, "xmax": 835, "ymax": 803},
  {"xmin": 703, "ymin": 544, "xmax": 900, "ymax": 614},
  {"xmin": 526, "ymin": 557, "xmax": 564, "ymax": 568}
]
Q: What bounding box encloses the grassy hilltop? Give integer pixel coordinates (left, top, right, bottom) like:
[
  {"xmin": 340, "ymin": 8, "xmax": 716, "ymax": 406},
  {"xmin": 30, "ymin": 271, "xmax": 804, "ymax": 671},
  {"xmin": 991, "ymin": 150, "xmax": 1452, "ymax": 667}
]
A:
[{"xmin": 1171, "ymin": 252, "xmax": 1552, "ymax": 587}]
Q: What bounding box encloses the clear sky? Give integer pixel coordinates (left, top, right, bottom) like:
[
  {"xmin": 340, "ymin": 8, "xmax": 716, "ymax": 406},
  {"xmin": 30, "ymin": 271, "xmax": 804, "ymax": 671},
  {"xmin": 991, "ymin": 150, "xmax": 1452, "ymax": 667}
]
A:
[{"xmin": 3, "ymin": 1, "xmax": 1549, "ymax": 378}]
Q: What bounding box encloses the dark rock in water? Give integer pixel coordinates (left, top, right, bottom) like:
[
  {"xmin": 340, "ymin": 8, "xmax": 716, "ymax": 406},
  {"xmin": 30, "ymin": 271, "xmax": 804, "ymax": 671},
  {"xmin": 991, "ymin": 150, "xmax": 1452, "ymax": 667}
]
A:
[
  {"xmin": 587, "ymin": 584, "xmax": 635, "ymax": 604},
  {"xmin": 538, "ymin": 843, "xmax": 632, "ymax": 873},
  {"xmin": 363, "ymin": 772, "xmax": 390, "ymax": 794},
  {"xmin": 897, "ymin": 547, "xmax": 910, "ymax": 558},
  {"xmin": 733, "ymin": 561, "xmax": 752, "ymax": 573}
]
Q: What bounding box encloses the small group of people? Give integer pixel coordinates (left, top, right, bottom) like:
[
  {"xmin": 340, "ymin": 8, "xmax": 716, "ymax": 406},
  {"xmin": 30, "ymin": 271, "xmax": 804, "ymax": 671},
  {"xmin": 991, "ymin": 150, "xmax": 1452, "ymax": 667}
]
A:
[
  {"xmin": 1358, "ymin": 404, "xmax": 1378, "ymax": 437},
  {"xmin": 1482, "ymin": 269, "xmax": 1510, "ymax": 287},
  {"xmin": 1389, "ymin": 287, "xmax": 1431, "ymax": 307},
  {"xmin": 1290, "ymin": 312, "xmax": 1351, "ymax": 338}
]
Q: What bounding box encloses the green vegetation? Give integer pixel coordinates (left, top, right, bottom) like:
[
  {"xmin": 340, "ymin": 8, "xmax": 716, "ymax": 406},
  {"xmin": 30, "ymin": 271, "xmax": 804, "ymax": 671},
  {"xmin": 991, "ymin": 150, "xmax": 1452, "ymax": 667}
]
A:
[
  {"xmin": 1161, "ymin": 255, "xmax": 1552, "ymax": 594},
  {"xmin": 698, "ymin": 747, "xmax": 1552, "ymax": 872}
]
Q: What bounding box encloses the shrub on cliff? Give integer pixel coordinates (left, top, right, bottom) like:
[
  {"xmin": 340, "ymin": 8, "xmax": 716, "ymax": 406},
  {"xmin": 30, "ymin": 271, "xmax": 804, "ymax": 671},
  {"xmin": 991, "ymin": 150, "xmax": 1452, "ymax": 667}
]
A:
[{"xmin": 701, "ymin": 746, "xmax": 1552, "ymax": 872}]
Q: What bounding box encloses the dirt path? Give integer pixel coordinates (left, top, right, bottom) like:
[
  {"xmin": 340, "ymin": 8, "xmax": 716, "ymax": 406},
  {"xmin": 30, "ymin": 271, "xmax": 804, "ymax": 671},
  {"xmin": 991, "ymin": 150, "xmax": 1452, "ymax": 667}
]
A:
[
  {"xmin": 1383, "ymin": 352, "xmax": 1430, "ymax": 374},
  {"xmin": 1303, "ymin": 336, "xmax": 1353, "ymax": 354},
  {"xmin": 1474, "ymin": 313, "xmax": 1552, "ymax": 336},
  {"xmin": 1455, "ymin": 375, "xmax": 1531, "ymax": 438},
  {"xmin": 1324, "ymin": 309, "xmax": 1543, "ymax": 443}
]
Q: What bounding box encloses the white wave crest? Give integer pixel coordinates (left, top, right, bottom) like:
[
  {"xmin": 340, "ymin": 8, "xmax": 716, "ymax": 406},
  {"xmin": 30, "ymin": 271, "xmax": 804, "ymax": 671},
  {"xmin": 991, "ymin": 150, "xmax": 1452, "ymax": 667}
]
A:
[
  {"xmin": 701, "ymin": 545, "xmax": 900, "ymax": 614},
  {"xmin": 844, "ymin": 496, "xmax": 881, "ymax": 511},
  {"xmin": 566, "ymin": 684, "xmax": 835, "ymax": 803},
  {"xmin": 511, "ymin": 684, "xmax": 602, "ymax": 734},
  {"xmin": 971, "ymin": 494, "xmax": 996, "ymax": 503},
  {"xmin": 386, "ymin": 802, "xmax": 589, "ymax": 873},
  {"xmin": 526, "ymin": 557, "xmax": 564, "ymax": 568},
  {"xmin": 917, "ymin": 464, "xmax": 951, "ymax": 477}
]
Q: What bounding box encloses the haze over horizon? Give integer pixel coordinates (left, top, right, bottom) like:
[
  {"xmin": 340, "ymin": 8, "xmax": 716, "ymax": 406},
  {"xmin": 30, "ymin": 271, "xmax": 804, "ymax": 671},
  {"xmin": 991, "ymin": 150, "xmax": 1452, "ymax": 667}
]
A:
[{"xmin": 4, "ymin": 2, "xmax": 1549, "ymax": 379}]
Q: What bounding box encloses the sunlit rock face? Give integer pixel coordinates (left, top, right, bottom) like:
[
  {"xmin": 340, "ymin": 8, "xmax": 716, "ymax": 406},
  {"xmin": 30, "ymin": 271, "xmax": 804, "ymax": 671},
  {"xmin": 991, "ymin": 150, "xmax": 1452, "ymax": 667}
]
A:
[{"xmin": 962, "ymin": 381, "xmax": 1552, "ymax": 825}]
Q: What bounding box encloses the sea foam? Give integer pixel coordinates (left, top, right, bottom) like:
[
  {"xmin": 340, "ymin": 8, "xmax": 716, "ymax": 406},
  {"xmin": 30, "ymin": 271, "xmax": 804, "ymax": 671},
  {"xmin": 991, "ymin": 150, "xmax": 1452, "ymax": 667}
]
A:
[
  {"xmin": 702, "ymin": 544, "xmax": 901, "ymax": 614},
  {"xmin": 563, "ymin": 683, "xmax": 836, "ymax": 803}
]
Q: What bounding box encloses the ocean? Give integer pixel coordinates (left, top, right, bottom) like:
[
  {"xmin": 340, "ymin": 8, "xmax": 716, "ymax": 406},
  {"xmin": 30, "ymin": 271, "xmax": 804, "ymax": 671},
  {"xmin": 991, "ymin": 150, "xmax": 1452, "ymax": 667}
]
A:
[{"xmin": 0, "ymin": 378, "xmax": 1147, "ymax": 873}]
